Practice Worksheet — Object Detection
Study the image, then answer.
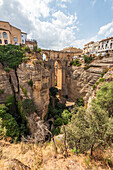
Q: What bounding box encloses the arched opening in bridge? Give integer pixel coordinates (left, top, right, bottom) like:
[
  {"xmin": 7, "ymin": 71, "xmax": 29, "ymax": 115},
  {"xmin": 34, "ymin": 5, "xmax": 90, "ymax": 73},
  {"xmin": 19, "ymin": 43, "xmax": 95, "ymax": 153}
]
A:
[
  {"xmin": 42, "ymin": 53, "xmax": 49, "ymax": 61},
  {"xmin": 54, "ymin": 60, "xmax": 62, "ymax": 90}
]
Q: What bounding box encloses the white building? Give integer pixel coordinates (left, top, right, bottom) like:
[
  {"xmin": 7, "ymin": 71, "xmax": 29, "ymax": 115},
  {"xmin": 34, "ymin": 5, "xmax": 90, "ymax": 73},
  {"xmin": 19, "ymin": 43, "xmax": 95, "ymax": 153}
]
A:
[
  {"xmin": 21, "ymin": 32, "xmax": 27, "ymax": 45},
  {"xmin": 98, "ymin": 37, "xmax": 113, "ymax": 53}
]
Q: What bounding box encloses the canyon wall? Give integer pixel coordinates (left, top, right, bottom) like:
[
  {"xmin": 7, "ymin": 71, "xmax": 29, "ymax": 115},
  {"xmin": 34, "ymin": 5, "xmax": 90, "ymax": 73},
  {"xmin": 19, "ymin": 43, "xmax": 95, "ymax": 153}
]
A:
[
  {"xmin": 0, "ymin": 60, "xmax": 50, "ymax": 119},
  {"xmin": 67, "ymin": 55, "xmax": 113, "ymax": 104}
]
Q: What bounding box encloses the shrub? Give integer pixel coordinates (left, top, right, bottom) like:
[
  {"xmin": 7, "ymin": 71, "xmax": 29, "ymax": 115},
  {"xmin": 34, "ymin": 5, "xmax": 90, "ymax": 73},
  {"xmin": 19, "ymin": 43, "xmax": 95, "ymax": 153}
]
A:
[
  {"xmin": 27, "ymin": 79, "xmax": 33, "ymax": 87},
  {"xmin": 84, "ymin": 55, "xmax": 93, "ymax": 64},
  {"xmin": 4, "ymin": 67, "xmax": 10, "ymax": 72},
  {"xmin": 84, "ymin": 65, "xmax": 90, "ymax": 70},
  {"xmin": 0, "ymin": 89, "xmax": 4, "ymax": 94},
  {"xmin": 61, "ymin": 110, "xmax": 72, "ymax": 124},
  {"xmin": 76, "ymin": 97, "xmax": 84, "ymax": 106},
  {"xmin": 70, "ymin": 59, "xmax": 81, "ymax": 66},
  {"xmin": 101, "ymin": 68, "xmax": 108, "ymax": 77},
  {"xmin": 22, "ymin": 57, "xmax": 30, "ymax": 62},
  {"xmin": 51, "ymin": 127, "xmax": 60, "ymax": 136},
  {"xmin": 24, "ymin": 46, "xmax": 31, "ymax": 53},
  {"xmin": 99, "ymin": 78, "xmax": 105, "ymax": 83},
  {"xmin": 20, "ymin": 85, "xmax": 27, "ymax": 97},
  {"xmin": 0, "ymin": 118, "xmax": 6, "ymax": 139},
  {"xmin": 38, "ymin": 48, "xmax": 42, "ymax": 52},
  {"xmin": 2, "ymin": 113, "xmax": 20, "ymax": 140},
  {"xmin": 0, "ymin": 45, "xmax": 24, "ymax": 69},
  {"xmin": 33, "ymin": 45, "xmax": 37, "ymax": 52},
  {"xmin": 92, "ymin": 84, "xmax": 96, "ymax": 90},
  {"xmin": 54, "ymin": 117, "xmax": 63, "ymax": 126},
  {"xmin": 22, "ymin": 99, "xmax": 36, "ymax": 115},
  {"xmin": 50, "ymin": 87, "xmax": 58, "ymax": 97}
]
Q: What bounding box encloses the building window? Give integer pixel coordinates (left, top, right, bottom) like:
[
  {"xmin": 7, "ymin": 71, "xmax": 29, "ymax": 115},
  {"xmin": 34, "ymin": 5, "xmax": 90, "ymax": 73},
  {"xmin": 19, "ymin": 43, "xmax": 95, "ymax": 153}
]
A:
[
  {"xmin": 4, "ymin": 40, "xmax": 8, "ymax": 44},
  {"xmin": 14, "ymin": 37, "xmax": 17, "ymax": 42},
  {"xmin": 0, "ymin": 33, "xmax": 1, "ymax": 38},
  {"xmin": 0, "ymin": 39, "xmax": 2, "ymax": 44},
  {"xmin": 3, "ymin": 32, "xmax": 7, "ymax": 38}
]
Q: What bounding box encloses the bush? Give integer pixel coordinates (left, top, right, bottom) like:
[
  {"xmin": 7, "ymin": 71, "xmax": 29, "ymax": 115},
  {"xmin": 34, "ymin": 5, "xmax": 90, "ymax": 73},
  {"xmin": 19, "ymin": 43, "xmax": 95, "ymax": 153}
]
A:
[
  {"xmin": 84, "ymin": 55, "xmax": 93, "ymax": 64},
  {"xmin": 20, "ymin": 85, "xmax": 27, "ymax": 96},
  {"xmin": 22, "ymin": 57, "xmax": 30, "ymax": 62},
  {"xmin": 84, "ymin": 65, "xmax": 90, "ymax": 70},
  {"xmin": 0, "ymin": 89, "xmax": 4, "ymax": 94},
  {"xmin": 0, "ymin": 118, "xmax": 6, "ymax": 139},
  {"xmin": 2, "ymin": 113, "xmax": 20, "ymax": 140},
  {"xmin": 4, "ymin": 67, "xmax": 10, "ymax": 72},
  {"xmin": 76, "ymin": 97, "xmax": 84, "ymax": 106},
  {"xmin": 70, "ymin": 59, "xmax": 81, "ymax": 66},
  {"xmin": 99, "ymin": 78, "xmax": 105, "ymax": 83},
  {"xmin": 54, "ymin": 117, "xmax": 63, "ymax": 126},
  {"xmin": 92, "ymin": 84, "xmax": 96, "ymax": 90},
  {"xmin": 24, "ymin": 46, "xmax": 31, "ymax": 53},
  {"xmin": 33, "ymin": 45, "xmax": 37, "ymax": 52},
  {"xmin": 50, "ymin": 87, "xmax": 58, "ymax": 97},
  {"xmin": 51, "ymin": 127, "xmax": 60, "ymax": 136},
  {"xmin": 61, "ymin": 110, "xmax": 72, "ymax": 124},
  {"xmin": 38, "ymin": 48, "xmax": 42, "ymax": 52},
  {"xmin": 27, "ymin": 79, "xmax": 33, "ymax": 87},
  {"xmin": 22, "ymin": 99, "xmax": 36, "ymax": 115},
  {"xmin": 101, "ymin": 68, "xmax": 108, "ymax": 77},
  {"xmin": 0, "ymin": 44, "xmax": 24, "ymax": 69}
]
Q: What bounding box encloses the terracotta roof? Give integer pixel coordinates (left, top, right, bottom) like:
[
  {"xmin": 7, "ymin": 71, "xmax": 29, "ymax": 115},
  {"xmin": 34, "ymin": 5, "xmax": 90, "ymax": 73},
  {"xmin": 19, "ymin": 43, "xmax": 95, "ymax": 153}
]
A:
[
  {"xmin": 84, "ymin": 41, "xmax": 94, "ymax": 46},
  {"xmin": 100, "ymin": 37, "xmax": 113, "ymax": 42}
]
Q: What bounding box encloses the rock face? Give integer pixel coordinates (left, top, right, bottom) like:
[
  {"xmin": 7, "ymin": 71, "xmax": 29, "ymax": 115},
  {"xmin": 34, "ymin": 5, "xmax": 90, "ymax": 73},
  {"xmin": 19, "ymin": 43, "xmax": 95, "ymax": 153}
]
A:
[
  {"xmin": 0, "ymin": 61, "xmax": 50, "ymax": 119},
  {"xmin": 67, "ymin": 55, "xmax": 113, "ymax": 104}
]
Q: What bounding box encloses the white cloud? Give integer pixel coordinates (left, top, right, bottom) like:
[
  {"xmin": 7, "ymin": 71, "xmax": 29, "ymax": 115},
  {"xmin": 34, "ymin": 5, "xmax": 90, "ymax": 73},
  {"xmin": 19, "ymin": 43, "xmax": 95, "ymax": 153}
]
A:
[
  {"xmin": 0, "ymin": 0, "xmax": 81, "ymax": 50},
  {"xmin": 98, "ymin": 21, "xmax": 113, "ymax": 37},
  {"xmin": 0, "ymin": 0, "xmax": 3, "ymax": 6}
]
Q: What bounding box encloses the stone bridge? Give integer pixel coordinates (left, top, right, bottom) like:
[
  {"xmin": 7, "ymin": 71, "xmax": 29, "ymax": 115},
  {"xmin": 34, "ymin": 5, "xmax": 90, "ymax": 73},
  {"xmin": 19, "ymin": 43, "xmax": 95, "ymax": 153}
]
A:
[{"xmin": 41, "ymin": 48, "xmax": 82, "ymax": 95}]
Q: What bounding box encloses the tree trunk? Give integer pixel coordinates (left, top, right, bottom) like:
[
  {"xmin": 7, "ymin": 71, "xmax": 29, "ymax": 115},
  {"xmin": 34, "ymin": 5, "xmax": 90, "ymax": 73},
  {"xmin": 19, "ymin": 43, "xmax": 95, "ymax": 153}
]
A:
[
  {"xmin": 91, "ymin": 144, "xmax": 94, "ymax": 156},
  {"xmin": 63, "ymin": 125, "xmax": 68, "ymax": 158}
]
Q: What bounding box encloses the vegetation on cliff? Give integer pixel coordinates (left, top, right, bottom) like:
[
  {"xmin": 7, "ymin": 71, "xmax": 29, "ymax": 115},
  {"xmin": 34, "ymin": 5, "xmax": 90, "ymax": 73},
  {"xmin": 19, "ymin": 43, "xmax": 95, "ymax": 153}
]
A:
[
  {"xmin": 64, "ymin": 81, "xmax": 113, "ymax": 156},
  {"xmin": 0, "ymin": 44, "xmax": 24, "ymax": 69}
]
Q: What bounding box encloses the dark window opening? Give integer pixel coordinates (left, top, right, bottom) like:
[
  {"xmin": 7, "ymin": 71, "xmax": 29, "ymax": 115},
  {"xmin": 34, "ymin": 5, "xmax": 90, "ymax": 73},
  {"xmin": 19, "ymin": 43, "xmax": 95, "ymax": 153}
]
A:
[
  {"xmin": 0, "ymin": 39, "xmax": 2, "ymax": 44},
  {"xmin": 4, "ymin": 40, "xmax": 8, "ymax": 44},
  {"xmin": 3, "ymin": 32, "xmax": 7, "ymax": 38}
]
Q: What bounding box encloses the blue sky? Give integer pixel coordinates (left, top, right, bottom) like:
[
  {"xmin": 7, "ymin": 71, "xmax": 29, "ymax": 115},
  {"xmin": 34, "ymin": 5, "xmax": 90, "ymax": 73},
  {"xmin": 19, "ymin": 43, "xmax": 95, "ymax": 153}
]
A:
[{"xmin": 0, "ymin": 0, "xmax": 113, "ymax": 50}]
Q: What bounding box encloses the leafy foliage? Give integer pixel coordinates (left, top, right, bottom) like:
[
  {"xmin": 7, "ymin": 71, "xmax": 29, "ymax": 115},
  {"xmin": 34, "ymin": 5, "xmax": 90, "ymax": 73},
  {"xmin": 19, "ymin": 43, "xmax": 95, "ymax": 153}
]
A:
[
  {"xmin": 65, "ymin": 81, "xmax": 113, "ymax": 155},
  {"xmin": 0, "ymin": 44, "xmax": 24, "ymax": 69},
  {"xmin": 22, "ymin": 99, "xmax": 36, "ymax": 115},
  {"xmin": 0, "ymin": 104, "xmax": 19, "ymax": 141},
  {"xmin": 70, "ymin": 59, "xmax": 81, "ymax": 67},
  {"xmin": 49, "ymin": 87, "xmax": 58, "ymax": 97},
  {"xmin": 84, "ymin": 55, "xmax": 93, "ymax": 64},
  {"xmin": 27, "ymin": 79, "xmax": 33, "ymax": 87}
]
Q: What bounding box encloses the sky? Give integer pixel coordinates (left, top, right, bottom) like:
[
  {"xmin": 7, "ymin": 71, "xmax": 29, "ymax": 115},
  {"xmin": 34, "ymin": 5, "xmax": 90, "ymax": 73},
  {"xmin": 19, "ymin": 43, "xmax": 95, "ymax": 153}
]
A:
[{"xmin": 0, "ymin": 0, "xmax": 113, "ymax": 50}]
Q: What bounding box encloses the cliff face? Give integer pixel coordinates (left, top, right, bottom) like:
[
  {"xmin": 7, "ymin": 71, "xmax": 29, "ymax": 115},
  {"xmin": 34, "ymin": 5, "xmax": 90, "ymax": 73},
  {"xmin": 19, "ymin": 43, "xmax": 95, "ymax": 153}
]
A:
[
  {"xmin": 0, "ymin": 61, "xmax": 50, "ymax": 119},
  {"xmin": 67, "ymin": 55, "xmax": 113, "ymax": 104}
]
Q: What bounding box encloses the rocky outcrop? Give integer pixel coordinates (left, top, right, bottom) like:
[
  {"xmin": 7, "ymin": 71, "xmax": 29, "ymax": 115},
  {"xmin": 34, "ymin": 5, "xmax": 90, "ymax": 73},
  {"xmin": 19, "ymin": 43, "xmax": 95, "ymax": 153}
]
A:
[
  {"xmin": 67, "ymin": 55, "xmax": 113, "ymax": 104},
  {"xmin": 0, "ymin": 60, "xmax": 50, "ymax": 119}
]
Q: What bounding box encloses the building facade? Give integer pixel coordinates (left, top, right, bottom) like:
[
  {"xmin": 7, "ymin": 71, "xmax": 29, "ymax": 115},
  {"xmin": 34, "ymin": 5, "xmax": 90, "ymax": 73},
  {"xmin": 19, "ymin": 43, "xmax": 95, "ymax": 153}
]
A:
[
  {"xmin": 98, "ymin": 37, "xmax": 113, "ymax": 53},
  {"xmin": 0, "ymin": 21, "xmax": 27, "ymax": 45},
  {"xmin": 83, "ymin": 37, "xmax": 113, "ymax": 55}
]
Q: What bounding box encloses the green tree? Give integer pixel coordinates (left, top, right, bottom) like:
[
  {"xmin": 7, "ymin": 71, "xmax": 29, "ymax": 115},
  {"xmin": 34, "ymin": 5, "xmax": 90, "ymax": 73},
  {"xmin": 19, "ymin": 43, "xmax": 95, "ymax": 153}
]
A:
[
  {"xmin": 96, "ymin": 82, "xmax": 113, "ymax": 116},
  {"xmin": 86, "ymin": 102, "xmax": 113, "ymax": 155},
  {"xmin": 65, "ymin": 107, "xmax": 88, "ymax": 154}
]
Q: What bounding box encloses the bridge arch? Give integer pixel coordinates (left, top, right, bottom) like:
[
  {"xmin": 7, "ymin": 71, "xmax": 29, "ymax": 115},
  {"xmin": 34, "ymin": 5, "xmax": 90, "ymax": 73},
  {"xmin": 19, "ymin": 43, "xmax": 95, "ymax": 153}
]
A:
[{"xmin": 42, "ymin": 52, "xmax": 49, "ymax": 61}]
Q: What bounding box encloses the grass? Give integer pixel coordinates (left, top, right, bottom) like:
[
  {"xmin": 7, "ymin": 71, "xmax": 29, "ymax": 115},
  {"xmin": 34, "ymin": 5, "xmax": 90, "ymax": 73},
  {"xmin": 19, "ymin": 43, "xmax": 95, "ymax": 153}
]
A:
[{"xmin": 0, "ymin": 140, "xmax": 112, "ymax": 169}]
